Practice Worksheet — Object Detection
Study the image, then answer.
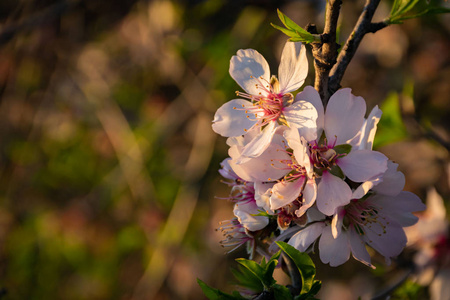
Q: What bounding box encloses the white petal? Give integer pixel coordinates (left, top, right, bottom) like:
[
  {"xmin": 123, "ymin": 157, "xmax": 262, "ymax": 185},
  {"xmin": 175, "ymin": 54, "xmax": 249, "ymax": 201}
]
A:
[
  {"xmin": 218, "ymin": 158, "xmax": 238, "ymax": 180},
  {"xmin": 283, "ymin": 128, "xmax": 309, "ymax": 167},
  {"xmin": 270, "ymin": 178, "xmax": 305, "ymax": 210},
  {"xmin": 234, "ymin": 201, "xmax": 269, "ymax": 231},
  {"xmin": 319, "ymin": 226, "xmax": 350, "ymax": 267},
  {"xmin": 238, "ymin": 121, "xmax": 277, "ymax": 162},
  {"xmin": 338, "ymin": 149, "xmax": 388, "ymax": 182},
  {"xmin": 369, "ymin": 192, "xmax": 426, "ymax": 227},
  {"xmin": 283, "ymin": 100, "xmax": 318, "ymax": 142},
  {"xmin": 295, "ymin": 179, "xmax": 317, "ymax": 217},
  {"xmin": 212, "ymin": 99, "xmax": 257, "ymax": 137},
  {"xmin": 316, "ymin": 171, "xmax": 352, "ymax": 216},
  {"xmin": 331, "ymin": 208, "xmax": 345, "ymax": 239},
  {"xmin": 254, "ymin": 181, "xmax": 275, "ymax": 213},
  {"xmin": 288, "ymin": 222, "xmax": 326, "ymax": 252},
  {"xmin": 363, "ymin": 217, "xmax": 406, "ymax": 259},
  {"xmin": 358, "ymin": 105, "xmax": 382, "ymax": 150},
  {"xmin": 294, "ymin": 86, "xmax": 324, "ymax": 137},
  {"xmin": 230, "ymin": 49, "xmax": 271, "ymax": 95},
  {"xmin": 278, "ymin": 41, "xmax": 308, "ymax": 93},
  {"xmin": 229, "ymin": 142, "xmax": 290, "ymax": 183},
  {"xmin": 325, "ymin": 88, "xmax": 366, "ymax": 145},
  {"xmin": 352, "ymin": 177, "xmax": 382, "ymax": 199},
  {"xmin": 348, "ymin": 228, "xmax": 374, "ymax": 268},
  {"xmin": 372, "ymin": 160, "xmax": 405, "ymax": 196}
]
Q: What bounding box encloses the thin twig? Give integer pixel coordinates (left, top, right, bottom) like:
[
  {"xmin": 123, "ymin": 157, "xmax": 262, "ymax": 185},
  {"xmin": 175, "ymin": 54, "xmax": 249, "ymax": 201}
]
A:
[
  {"xmin": 311, "ymin": 0, "xmax": 342, "ymax": 106},
  {"xmin": 329, "ymin": 0, "xmax": 387, "ymax": 94},
  {"xmin": 371, "ymin": 268, "xmax": 413, "ymax": 300}
]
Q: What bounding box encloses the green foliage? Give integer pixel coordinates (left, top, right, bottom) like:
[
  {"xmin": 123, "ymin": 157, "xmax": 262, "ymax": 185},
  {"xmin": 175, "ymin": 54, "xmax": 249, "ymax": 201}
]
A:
[
  {"xmin": 391, "ymin": 279, "xmax": 428, "ymax": 300},
  {"xmin": 373, "ymin": 90, "xmax": 409, "ymax": 149},
  {"xmin": 334, "ymin": 144, "xmax": 352, "ymax": 155},
  {"xmin": 271, "ymin": 9, "xmax": 320, "ymax": 44},
  {"xmin": 388, "ymin": 0, "xmax": 450, "ymax": 24},
  {"xmin": 198, "ymin": 243, "xmax": 321, "ymax": 300}
]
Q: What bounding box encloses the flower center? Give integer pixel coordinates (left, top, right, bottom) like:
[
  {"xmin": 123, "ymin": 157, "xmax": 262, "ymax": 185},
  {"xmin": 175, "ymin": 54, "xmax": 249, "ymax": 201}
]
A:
[
  {"xmin": 344, "ymin": 199, "xmax": 386, "ymax": 236},
  {"xmin": 236, "ymin": 76, "xmax": 292, "ymax": 126}
]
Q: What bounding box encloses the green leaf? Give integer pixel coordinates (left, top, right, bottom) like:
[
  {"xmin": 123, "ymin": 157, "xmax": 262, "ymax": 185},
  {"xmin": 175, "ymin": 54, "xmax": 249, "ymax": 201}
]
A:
[
  {"xmin": 388, "ymin": 0, "xmax": 450, "ymax": 24},
  {"xmin": 333, "ymin": 144, "xmax": 352, "ymax": 155},
  {"xmin": 236, "ymin": 258, "xmax": 276, "ymax": 289},
  {"xmin": 231, "ymin": 265, "xmax": 264, "ymax": 293},
  {"xmin": 271, "ymin": 9, "xmax": 319, "ymax": 44},
  {"xmin": 276, "ymin": 242, "xmax": 317, "ymax": 295},
  {"xmin": 197, "ymin": 279, "xmax": 246, "ymax": 300},
  {"xmin": 329, "ymin": 165, "xmax": 345, "ymax": 179},
  {"xmin": 273, "ymin": 284, "xmax": 293, "ymax": 300}
]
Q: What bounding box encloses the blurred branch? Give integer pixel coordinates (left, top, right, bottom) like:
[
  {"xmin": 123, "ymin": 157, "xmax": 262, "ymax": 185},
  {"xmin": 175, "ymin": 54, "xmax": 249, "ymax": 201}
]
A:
[
  {"xmin": 311, "ymin": 0, "xmax": 342, "ymax": 105},
  {"xmin": 328, "ymin": 0, "xmax": 387, "ymax": 95},
  {"xmin": 0, "ymin": 0, "xmax": 81, "ymax": 46},
  {"xmin": 371, "ymin": 268, "xmax": 413, "ymax": 300}
]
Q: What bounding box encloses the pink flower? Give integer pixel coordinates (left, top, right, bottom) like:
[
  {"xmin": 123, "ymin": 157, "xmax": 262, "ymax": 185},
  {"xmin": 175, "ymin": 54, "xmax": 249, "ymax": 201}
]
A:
[
  {"xmin": 295, "ymin": 87, "xmax": 388, "ymax": 216},
  {"xmin": 212, "ymin": 41, "xmax": 318, "ymax": 162}
]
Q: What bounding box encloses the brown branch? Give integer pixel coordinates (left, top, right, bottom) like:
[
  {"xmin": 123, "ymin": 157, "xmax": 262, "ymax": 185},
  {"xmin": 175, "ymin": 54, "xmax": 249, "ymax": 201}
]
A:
[
  {"xmin": 311, "ymin": 0, "xmax": 342, "ymax": 106},
  {"xmin": 329, "ymin": 0, "xmax": 387, "ymax": 95}
]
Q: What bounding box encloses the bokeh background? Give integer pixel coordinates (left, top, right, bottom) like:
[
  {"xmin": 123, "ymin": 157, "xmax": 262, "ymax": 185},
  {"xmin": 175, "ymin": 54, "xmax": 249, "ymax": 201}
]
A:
[{"xmin": 0, "ymin": 0, "xmax": 448, "ymax": 299}]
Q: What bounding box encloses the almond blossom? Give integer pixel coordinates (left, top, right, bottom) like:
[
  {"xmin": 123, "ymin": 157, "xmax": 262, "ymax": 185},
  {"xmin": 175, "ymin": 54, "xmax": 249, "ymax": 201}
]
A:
[
  {"xmin": 288, "ymin": 159, "xmax": 425, "ymax": 267},
  {"xmin": 295, "ymin": 87, "xmax": 389, "ymax": 216},
  {"xmin": 212, "ymin": 41, "xmax": 318, "ymax": 162}
]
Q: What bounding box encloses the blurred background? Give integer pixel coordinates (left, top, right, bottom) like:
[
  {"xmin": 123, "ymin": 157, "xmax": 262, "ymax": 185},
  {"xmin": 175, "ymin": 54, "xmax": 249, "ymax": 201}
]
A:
[{"xmin": 0, "ymin": 0, "xmax": 448, "ymax": 299}]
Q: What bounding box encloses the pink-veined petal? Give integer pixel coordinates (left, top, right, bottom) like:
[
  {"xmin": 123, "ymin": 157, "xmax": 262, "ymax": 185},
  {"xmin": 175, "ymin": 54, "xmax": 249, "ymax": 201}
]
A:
[
  {"xmin": 270, "ymin": 177, "xmax": 305, "ymax": 210},
  {"xmin": 316, "ymin": 171, "xmax": 352, "ymax": 216},
  {"xmin": 348, "ymin": 228, "xmax": 374, "ymax": 268},
  {"xmin": 325, "ymin": 88, "xmax": 366, "ymax": 145},
  {"xmin": 358, "ymin": 105, "xmax": 382, "ymax": 150},
  {"xmin": 319, "ymin": 226, "xmax": 350, "ymax": 267},
  {"xmin": 372, "ymin": 161, "xmax": 405, "ymax": 196},
  {"xmin": 278, "ymin": 41, "xmax": 308, "ymax": 93},
  {"xmin": 234, "ymin": 201, "xmax": 269, "ymax": 231},
  {"xmin": 283, "ymin": 100, "xmax": 318, "ymax": 142},
  {"xmin": 338, "ymin": 149, "xmax": 388, "ymax": 182},
  {"xmin": 288, "ymin": 222, "xmax": 326, "ymax": 252},
  {"xmin": 237, "ymin": 121, "xmax": 277, "ymax": 163},
  {"xmin": 212, "ymin": 99, "xmax": 258, "ymax": 137},
  {"xmin": 294, "ymin": 86, "xmax": 324, "ymax": 137},
  {"xmin": 230, "ymin": 49, "xmax": 270, "ymax": 95},
  {"xmin": 295, "ymin": 179, "xmax": 317, "ymax": 217}
]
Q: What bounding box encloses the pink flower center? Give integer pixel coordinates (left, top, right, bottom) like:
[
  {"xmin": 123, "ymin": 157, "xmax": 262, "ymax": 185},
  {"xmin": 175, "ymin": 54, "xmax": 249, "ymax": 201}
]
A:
[{"xmin": 236, "ymin": 76, "xmax": 292, "ymax": 127}]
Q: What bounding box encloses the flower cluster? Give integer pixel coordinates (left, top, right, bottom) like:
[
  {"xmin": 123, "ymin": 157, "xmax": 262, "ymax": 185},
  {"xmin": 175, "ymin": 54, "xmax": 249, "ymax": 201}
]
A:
[{"xmin": 213, "ymin": 41, "xmax": 425, "ymax": 268}]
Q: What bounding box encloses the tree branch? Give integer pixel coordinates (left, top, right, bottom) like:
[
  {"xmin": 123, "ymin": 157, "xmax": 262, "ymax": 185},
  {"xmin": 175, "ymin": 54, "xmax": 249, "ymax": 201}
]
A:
[
  {"xmin": 329, "ymin": 0, "xmax": 387, "ymax": 94},
  {"xmin": 311, "ymin": 0, "xmax": 342, "ymax": 106}
]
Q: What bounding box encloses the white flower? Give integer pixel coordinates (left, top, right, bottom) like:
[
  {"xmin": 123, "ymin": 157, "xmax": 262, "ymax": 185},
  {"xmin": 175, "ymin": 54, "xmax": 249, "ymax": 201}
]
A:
[
  {"xmin": 212, "ymin": 41, "xmax": 318, "ymax": 162},
  {"xmin": 295, "ymin": 87, "xmax": 388, "ymax": 216}
]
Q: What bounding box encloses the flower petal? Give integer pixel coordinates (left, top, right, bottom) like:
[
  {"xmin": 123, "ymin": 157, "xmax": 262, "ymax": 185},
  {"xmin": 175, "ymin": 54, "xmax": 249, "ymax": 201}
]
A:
[
  {"xmin": 363, "ymin": 217, "xmax": 406, "ymax": 260},
  {"xmin": 288, "ymin": 222, "xmax": 326, "ymax": 252},
  {"xmin": 212, "ymin": 99, "xmax": 258, "ymax": 137},
  {"xmin": 295, "ymin": 179, "xmax": 317, "ymax": 218},
  {"xmin": 283, "ymin": 100, "xmax": 318, "ymax": 142},
  {"xmin": 234, "ymin": 201, "xmax": 269, "ymax": 231},
  {"xmin": 331, "ymin": 208, "xmax": 345, "ymax": 238},
  {"xmin": 237, "ymin": 121, "xmax": 277, "ymax": 162},
  {"xmin": 316, "ymin": 171, "xmax": 352, "ymax": 216},
  {"xmin": 369, "ymin": 191, "xmax": 426, "ymax": 227},
  {"xmin": 348, "ymin": 228, "xmax": 374, "ymax": 268},
  {"xmin": 294, "ymin": 86, "xmax": 324, "ymax": 137},
  {"xmin": 325, "ymin": 88, "xmax": 366, "ymax": 145},
  {"xmin": 319, "ymin": 226, "xmax": 350, "ymax": 267},
  {"xmin": 230, "ymin": 49, "xmax": 270, "ymax": 95},
  {"xmin": 338, "ymin": 149, "xmax": 388, "ymax": 182},
  {"xmin": 270, "ymin": 177, "xmax": 305, "ymax": 210},
  {"xmin": 254, "ymin": 181, "xmax": 275, "ymax": 213},
  {"xmin": 372, "ymin": 161, "xmax": 405, "ymax": 196},
  {"xmin": 351, "ymin": 177, "xmax": 382, "ymax": 199},
  {"xmin": 278, "ymin": 41, "xmax": 308, "ymax": 93},
  {"xmin": 358, "ymin": 105, "xmax": 382, "ymax": 150}
]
